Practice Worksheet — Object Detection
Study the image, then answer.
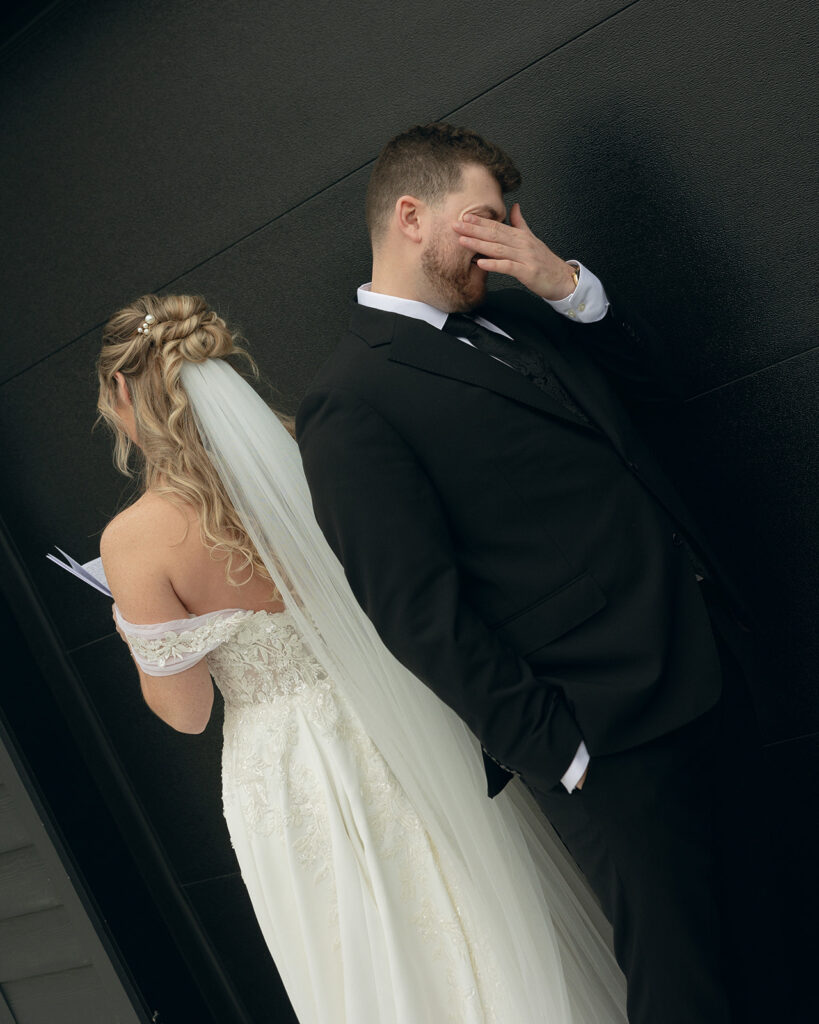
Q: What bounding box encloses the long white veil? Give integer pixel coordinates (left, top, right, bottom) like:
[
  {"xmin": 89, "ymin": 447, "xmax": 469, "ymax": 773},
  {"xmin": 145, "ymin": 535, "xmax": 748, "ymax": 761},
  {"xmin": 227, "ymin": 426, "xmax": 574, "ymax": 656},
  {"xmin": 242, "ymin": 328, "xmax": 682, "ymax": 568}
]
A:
[{"xmin": 180, "ymin": 357, "xmax": 627, "ymax": 1023}]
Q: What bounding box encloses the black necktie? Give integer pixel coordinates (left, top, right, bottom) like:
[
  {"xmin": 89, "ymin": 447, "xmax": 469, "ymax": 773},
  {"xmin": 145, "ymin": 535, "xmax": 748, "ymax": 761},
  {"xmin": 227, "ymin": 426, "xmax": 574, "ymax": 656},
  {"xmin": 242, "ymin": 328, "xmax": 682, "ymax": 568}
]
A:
[{"xmin": 441, "ymin": 313, "xmax": 592, "ymax": 424}]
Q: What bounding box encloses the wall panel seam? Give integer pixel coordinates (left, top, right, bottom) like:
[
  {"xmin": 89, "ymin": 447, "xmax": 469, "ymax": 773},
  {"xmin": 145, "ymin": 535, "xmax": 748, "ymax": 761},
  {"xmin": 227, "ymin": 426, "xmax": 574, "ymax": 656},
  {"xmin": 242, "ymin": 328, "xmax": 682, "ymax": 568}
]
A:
[
  {"xmin": 437, "ymin": 0, "xmax": 643, "ymax": 120},
  {"xmin": 684, "ymin": 344, "xmax": 818, "ymax": 403},
  {"xmin": 182, "ymin": 871, "xmax": 243, "ymax": 890},
  {"xmin": 764, "ymin": 730, "xmax": 819, "ymax": 750}
]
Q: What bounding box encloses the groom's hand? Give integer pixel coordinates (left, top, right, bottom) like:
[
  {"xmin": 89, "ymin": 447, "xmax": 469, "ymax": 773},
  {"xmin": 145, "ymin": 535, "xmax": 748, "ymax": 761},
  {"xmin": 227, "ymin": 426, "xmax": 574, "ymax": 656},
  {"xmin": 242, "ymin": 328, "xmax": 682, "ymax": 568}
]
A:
[
  {"xmin": 453, "ymin": 202, "xmax": 577, "ymax": 301},
  {"xmin": 575, "ymin": 765, "xmax": 589, "ymax": 790}
]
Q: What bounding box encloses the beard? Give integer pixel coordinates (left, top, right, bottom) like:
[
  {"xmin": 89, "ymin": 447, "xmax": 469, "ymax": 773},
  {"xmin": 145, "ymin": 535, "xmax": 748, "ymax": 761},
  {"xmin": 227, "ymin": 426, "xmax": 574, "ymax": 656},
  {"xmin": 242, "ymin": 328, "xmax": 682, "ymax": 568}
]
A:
[{"xmin": 420, "ymin": 227, "xmax": 487, "ymax": 313}]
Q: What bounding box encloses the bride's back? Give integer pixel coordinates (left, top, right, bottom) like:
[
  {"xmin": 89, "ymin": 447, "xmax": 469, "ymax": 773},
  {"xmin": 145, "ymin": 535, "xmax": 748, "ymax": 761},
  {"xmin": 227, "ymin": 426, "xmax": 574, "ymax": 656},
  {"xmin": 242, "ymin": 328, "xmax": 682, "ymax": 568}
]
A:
[{"xmin": 102, "ymin": 490, "xmax": 283, "ymax": 620}]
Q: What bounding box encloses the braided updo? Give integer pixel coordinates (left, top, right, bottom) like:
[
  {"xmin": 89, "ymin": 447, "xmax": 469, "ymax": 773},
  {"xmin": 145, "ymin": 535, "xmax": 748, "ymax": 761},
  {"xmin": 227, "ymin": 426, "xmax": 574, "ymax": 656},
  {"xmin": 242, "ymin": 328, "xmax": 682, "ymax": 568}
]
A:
[{"xmin": 97, "ymin": 294, "xmax": 272, "ymax": 586}]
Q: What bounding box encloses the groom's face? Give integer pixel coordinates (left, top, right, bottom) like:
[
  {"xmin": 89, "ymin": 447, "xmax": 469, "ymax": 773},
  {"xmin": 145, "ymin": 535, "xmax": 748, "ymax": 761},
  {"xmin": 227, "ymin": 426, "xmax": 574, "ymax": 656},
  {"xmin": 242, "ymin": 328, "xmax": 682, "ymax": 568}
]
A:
[{"xmin": 420, "ymin": 163, "xmax": 506, "ymax": 313}]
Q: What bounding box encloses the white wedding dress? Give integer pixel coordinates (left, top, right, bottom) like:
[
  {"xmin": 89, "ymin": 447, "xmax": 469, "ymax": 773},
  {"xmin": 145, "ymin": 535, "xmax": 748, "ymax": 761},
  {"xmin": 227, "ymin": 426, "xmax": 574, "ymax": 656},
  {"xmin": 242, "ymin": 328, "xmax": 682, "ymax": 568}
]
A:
[
  {"xmin": 119, "ymin": 604, "xmax": 517, "ymax": 1022},
  {"xmin": 116, "ymin": 601, "xmax": 626, "ymax": 1024}
]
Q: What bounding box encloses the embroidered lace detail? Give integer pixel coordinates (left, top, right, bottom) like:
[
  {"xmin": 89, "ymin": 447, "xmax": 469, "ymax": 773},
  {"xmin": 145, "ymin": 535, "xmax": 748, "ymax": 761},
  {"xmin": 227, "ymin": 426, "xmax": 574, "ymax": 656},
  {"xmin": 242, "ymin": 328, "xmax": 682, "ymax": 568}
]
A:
[
  {"xmin": 124, "ymin": 610, "xmax": 251, "ymax": 669},
  {"xmin": 411, "ymin": 862, "xmax": 509, "ymax": 1020},
  {"xmin": 207, "ymin": 610, "xmax": 331, "ymax": 707}
]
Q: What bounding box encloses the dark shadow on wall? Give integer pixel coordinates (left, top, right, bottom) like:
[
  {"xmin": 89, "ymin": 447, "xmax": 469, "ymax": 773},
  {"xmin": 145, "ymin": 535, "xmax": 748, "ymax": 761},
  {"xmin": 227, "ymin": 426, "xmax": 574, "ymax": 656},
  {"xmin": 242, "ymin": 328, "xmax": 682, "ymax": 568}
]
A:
[{"xmin": 542, "ymin": 108, "xmax": 794, "ymax": 392}]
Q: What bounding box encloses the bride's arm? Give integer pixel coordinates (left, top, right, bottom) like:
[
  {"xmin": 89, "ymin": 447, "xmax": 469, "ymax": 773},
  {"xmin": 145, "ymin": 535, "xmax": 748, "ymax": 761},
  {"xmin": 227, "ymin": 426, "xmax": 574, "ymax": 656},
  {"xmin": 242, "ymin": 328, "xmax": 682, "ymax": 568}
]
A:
[{"xmin": 101, "ymin": 510, "xmax": 215, "ymax": 734}]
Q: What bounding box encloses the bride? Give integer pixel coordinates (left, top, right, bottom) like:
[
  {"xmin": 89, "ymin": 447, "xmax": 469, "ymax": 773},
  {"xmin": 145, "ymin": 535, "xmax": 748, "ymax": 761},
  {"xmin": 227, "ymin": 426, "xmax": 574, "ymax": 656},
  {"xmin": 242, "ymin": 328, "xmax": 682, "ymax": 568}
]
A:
[{"xmin": 97, "ymin": 293, "xmax": 626, "ymax": 1023}]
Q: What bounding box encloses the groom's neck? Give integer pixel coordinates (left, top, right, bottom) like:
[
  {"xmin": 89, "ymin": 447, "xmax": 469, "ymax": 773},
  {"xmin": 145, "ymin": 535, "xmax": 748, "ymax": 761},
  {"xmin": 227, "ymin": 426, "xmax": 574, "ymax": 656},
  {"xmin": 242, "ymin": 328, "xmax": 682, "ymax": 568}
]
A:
[{"xmin": 370, "ymin": 258, "xmax": 436, "ymax": 306}]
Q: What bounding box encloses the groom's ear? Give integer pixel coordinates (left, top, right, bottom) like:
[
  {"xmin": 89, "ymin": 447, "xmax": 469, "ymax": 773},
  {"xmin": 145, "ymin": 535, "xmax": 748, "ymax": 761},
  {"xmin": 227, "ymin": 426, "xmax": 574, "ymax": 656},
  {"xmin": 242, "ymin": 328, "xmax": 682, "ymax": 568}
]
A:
[{"xmin": 394, "ymin": 195, "xmax": 425, "ymax": 244}]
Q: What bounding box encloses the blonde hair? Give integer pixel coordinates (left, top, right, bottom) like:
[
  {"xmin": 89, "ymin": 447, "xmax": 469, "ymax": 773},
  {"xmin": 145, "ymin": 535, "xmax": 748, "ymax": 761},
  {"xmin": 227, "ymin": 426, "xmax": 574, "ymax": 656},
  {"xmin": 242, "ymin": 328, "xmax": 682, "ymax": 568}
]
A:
[{"xmin": 97, "ymin": 293, "xmax": 276, "ymax": 587}]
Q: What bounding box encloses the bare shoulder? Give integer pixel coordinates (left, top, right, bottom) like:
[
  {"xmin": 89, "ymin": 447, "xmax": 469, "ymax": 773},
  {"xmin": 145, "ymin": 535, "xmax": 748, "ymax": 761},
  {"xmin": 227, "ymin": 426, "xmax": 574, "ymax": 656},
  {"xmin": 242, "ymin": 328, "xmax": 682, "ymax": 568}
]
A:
[
  {"xmin": 101, "ymin": 492, "xmax": 200, "ymax": 622},
  {"xmin": 103, "ymin": 492, "xmax": 191, "ymax": 549},
  {"xmin": 101, "ymin": 492, "xmax": 196, "ymax": 583}
]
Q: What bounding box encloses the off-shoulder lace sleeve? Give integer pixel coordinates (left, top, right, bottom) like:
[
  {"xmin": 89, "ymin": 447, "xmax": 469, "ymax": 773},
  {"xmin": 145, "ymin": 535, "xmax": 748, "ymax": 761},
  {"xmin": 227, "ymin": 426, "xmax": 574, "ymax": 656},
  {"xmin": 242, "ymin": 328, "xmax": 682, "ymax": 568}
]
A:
[{"xmin": 114, "ymin": 606, "xmax": 252, "ymax": 677}]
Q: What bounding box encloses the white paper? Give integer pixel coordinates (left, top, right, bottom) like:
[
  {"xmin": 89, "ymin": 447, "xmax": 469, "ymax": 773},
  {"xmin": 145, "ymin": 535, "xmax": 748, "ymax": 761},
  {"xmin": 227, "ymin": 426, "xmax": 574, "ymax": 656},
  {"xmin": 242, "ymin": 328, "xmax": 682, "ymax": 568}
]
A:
[{"xmin": 47, "ymin": 547, "xmax": 113, "ymax": 598}]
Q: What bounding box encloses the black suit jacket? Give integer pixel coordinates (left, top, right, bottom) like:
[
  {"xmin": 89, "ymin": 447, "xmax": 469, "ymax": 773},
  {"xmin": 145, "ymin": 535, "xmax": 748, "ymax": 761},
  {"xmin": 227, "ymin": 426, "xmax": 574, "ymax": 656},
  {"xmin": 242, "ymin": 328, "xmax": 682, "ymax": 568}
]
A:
[{"xmin": 297, "ymin": 290, "xmax": 733, "ymax": 795}]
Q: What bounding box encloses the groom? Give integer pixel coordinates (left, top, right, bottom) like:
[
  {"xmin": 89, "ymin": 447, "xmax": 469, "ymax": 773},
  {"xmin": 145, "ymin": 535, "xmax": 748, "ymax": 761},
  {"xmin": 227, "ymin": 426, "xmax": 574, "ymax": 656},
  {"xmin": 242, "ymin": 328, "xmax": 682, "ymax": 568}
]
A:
[{"xmin": 297, "ymin": 123, "xmax": 769, "ymax": 1022}]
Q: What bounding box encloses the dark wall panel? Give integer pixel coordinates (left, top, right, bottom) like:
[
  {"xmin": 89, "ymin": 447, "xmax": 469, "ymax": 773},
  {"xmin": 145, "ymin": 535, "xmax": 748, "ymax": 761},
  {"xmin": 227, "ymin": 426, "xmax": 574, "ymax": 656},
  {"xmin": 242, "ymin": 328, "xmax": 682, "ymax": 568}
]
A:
[
  {"xmin": 1, "ymin": 0, "xmax": 627, "ymax": 382},
  {"xmin": 0, "ymin": 332, "xmax": 133, "ymax": 650}
]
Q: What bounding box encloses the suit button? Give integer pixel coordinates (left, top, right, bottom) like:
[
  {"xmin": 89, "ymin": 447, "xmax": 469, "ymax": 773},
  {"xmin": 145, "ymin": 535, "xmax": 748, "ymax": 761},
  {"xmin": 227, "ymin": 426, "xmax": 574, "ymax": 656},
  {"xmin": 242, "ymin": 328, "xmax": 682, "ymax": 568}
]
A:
[
  {"xmin": 672, "ymin": 532, "xmax": 683, "ymax": 545},
  {"xmin": 626, "ymin": 460, "xmax": 639, "ymax": 472}
]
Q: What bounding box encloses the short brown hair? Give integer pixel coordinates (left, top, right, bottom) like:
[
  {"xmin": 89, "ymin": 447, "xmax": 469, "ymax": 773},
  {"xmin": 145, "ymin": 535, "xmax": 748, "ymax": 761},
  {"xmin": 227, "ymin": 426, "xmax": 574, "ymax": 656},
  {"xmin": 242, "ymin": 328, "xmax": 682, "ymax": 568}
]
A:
[{"xmin": 365, "ymin": 123, "xmax": 521, "ymax": 244}]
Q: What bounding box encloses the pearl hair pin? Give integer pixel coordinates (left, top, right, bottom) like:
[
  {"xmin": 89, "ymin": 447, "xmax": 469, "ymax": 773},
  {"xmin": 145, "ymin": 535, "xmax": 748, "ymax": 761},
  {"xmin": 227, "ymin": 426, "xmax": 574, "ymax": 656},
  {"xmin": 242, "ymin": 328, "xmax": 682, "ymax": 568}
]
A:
[{"xmin": 137, "ymin": 314, "xmax": 155, "ymax": 334}]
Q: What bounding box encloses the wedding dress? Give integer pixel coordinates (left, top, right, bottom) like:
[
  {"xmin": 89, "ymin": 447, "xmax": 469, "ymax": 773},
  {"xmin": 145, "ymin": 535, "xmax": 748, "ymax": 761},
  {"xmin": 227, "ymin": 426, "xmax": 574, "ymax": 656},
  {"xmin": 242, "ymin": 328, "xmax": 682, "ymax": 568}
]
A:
[
  {"xmin": 119, "ymin": 605, "xmax": 526, "ymax": 1020},
  {"xmin": 116, "ymin": 602, "xmax": 624, "ymax": 1023},
  {"xmin": 112, "ymin": 357, "xmax": 627, "ymax": 1023}
]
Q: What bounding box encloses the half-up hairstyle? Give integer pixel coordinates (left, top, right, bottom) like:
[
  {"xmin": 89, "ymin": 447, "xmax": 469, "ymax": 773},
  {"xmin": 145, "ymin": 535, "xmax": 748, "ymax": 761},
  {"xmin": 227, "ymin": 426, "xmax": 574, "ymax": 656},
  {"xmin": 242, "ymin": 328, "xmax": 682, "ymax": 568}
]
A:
[{"xmin": 97, "ymin": 293, "xmax": 272, "ymax": 586}]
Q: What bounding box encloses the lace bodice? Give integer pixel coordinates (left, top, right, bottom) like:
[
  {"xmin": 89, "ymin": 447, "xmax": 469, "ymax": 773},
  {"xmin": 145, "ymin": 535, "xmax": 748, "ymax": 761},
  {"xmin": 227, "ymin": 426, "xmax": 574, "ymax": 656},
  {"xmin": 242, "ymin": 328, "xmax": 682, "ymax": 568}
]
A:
[
  {"xmin": 207, "ymin": 610, "xmax": 332, "ymax": 708},
  {"xmin": 115, "ymin": 606, "xmax": 331, "ymax": 708}
]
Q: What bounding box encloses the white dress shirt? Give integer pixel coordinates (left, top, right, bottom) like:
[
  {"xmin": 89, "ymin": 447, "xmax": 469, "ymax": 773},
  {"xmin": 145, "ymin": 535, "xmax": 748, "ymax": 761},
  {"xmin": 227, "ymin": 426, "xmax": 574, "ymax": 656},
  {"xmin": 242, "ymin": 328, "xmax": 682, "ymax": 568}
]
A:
[{"xmin": 357, "ymin": 263, "xmax": 609, "ymax": 791}]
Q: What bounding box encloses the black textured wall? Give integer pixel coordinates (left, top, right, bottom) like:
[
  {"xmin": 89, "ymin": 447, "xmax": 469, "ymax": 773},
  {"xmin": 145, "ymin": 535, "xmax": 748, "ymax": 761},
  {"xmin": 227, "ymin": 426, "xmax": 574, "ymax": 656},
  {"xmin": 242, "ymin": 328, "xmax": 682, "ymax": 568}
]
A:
[{"xmin": 1, "ymin": 1, "xmax": 816, "ymax": 1019}]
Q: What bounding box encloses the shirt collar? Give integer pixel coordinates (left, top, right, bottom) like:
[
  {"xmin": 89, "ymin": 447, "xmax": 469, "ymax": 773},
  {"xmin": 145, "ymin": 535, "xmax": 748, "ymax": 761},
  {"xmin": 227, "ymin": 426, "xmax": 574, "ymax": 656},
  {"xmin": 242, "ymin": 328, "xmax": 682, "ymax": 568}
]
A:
[
  {"xmin": 356, "ymin": 283, "xmax": 512, "ymax": 341},
  {"xmin": 357, "ymin": 283, "xmax": 448, "ymax": 331}
]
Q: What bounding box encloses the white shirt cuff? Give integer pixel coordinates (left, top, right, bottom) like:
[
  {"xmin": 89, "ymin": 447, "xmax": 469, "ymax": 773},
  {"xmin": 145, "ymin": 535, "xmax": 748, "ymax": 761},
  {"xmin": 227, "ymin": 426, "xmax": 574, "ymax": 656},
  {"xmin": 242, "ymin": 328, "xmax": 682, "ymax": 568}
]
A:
[
  {"xmin": 546, "ymin": 262, "xmax": 609, "ymax": 323},
  {"xmin": 560, "ymin": 741, "xmax": 590, "ymax": 793}
]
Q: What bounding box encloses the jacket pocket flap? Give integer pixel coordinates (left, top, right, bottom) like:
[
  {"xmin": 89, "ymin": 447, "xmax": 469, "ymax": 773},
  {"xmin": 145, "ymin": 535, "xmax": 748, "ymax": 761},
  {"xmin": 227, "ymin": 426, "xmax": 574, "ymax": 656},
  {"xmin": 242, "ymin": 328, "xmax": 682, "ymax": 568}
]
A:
[{"xmin": 493, "ymin": 572, "xmax": 606, "ymax": 655}]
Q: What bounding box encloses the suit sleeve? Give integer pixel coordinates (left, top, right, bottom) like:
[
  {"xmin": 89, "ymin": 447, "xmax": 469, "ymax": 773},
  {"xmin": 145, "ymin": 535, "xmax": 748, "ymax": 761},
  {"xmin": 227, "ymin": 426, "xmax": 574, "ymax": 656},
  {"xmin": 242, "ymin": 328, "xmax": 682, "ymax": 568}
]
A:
[
  {"xmin": 571, "ymin": 296, "xmax": 685, "ymax": 402},
  {"xmin": 505, "ymin": 288, "xmax": 685, "ymax": 403},
  {"xmin": 297, "ymin": 385, "xmax": 584, "ymax": 793}
]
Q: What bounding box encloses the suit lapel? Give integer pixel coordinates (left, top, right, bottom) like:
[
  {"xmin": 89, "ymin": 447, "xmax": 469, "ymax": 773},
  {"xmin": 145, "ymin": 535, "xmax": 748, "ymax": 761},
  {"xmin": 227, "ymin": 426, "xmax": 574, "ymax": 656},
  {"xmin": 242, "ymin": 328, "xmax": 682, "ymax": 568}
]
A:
[{"xmin": 350, "ymin": 303, "xmax": 595, "ymax": 431}]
